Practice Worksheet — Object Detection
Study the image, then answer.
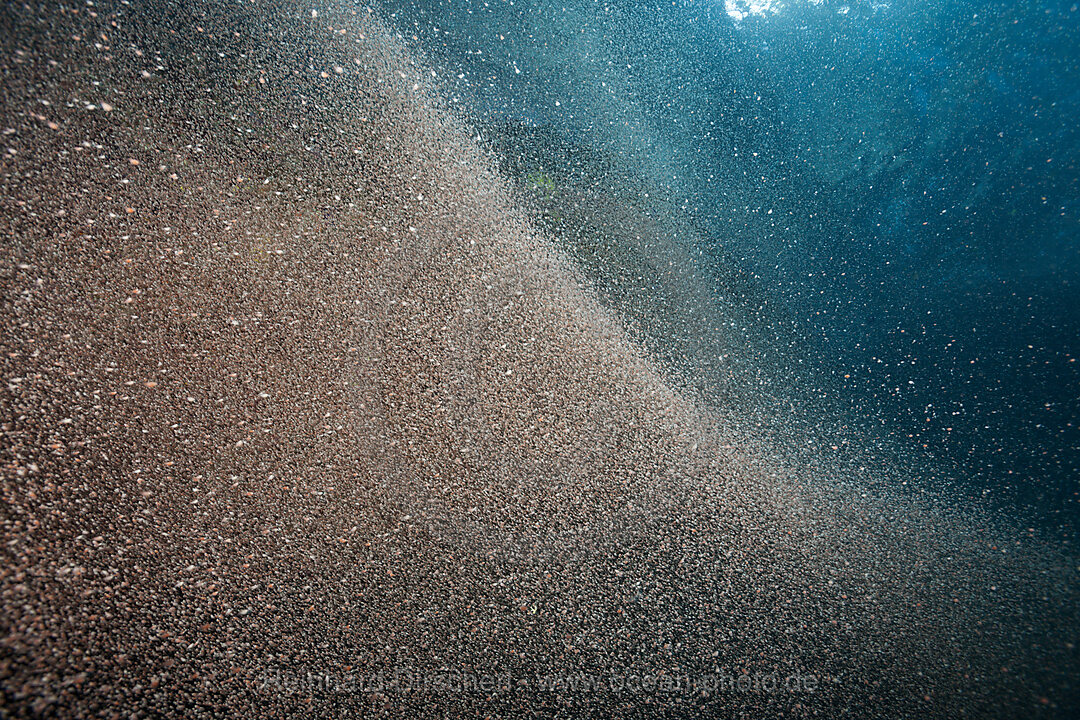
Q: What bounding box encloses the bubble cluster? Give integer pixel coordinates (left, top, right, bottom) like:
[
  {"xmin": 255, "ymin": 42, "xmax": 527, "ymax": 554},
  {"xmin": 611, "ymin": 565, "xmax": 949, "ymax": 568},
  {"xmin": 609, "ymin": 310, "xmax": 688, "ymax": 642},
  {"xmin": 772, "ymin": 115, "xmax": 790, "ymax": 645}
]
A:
[{"xmin": 0, "ymin": 1, "xmax": 1076, "ymax": 718}]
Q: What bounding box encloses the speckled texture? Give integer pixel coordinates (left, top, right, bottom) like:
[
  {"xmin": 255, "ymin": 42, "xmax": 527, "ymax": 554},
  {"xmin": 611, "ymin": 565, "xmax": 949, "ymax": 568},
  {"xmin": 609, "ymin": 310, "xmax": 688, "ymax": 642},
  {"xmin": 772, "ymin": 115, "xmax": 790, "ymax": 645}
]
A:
[{"xmin": 1, "ymin": 2, "xmax": 1077, "ymax": 718}]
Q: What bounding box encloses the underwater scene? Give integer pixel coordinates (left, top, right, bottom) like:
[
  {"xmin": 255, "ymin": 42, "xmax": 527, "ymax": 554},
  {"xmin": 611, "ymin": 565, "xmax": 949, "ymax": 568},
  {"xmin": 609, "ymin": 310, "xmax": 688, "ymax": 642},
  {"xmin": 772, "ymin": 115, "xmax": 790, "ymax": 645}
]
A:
[{"xmin": 1, "ymin": 0, "xmax": 1078, "ymax": 717}]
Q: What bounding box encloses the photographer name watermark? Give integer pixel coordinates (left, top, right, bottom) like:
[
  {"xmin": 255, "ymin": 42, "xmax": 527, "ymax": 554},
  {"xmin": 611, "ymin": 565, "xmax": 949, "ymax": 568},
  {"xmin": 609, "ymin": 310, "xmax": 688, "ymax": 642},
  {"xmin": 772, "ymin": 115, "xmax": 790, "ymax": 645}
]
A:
[{"xmin": 255, "ymin": 666, "xmax": 820, "ymax": 697}]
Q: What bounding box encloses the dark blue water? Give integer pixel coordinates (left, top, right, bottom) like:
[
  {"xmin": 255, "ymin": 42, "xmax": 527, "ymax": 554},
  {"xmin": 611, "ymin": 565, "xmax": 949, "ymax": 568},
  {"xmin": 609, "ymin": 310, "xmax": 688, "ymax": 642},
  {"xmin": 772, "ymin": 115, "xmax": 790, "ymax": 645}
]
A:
[{"xmin": 382, "ymin": 0, "xmax": 1080, "ymax": 529}]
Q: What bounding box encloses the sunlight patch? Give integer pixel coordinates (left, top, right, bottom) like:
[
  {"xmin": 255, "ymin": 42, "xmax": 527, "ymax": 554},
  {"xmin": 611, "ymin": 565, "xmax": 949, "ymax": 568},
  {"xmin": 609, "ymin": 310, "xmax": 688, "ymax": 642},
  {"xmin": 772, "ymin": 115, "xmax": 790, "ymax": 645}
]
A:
[{"xmin": 724, "ymin": 0, "xmax": 786, "ymax": 22}]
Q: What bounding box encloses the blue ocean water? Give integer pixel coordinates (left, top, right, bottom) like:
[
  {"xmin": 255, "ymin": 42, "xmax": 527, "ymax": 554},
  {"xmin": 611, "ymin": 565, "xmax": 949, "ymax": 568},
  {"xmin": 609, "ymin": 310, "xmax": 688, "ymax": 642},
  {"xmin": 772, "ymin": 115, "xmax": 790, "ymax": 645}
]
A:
[
  {"xmin": 382, "ymin": 0, "xmax": 1080, "ymax": 529},
  {"xmin": 3, "ymin": 0, "xmax": 1078, "ymax": 716}
]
